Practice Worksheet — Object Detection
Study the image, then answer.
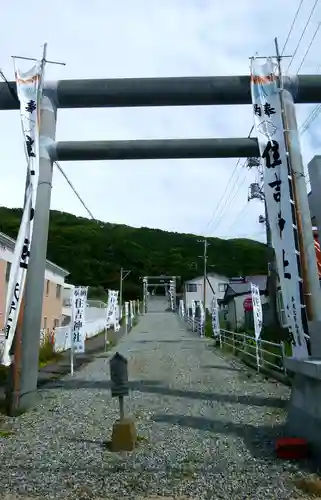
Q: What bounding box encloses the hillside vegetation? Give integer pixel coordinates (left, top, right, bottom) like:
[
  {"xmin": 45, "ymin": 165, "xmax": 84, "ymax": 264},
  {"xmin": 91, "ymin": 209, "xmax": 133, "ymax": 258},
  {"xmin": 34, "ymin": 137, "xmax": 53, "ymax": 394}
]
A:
[{"xmin": 0, "ymin": 207, "xmax": 268, "ymax": 300}]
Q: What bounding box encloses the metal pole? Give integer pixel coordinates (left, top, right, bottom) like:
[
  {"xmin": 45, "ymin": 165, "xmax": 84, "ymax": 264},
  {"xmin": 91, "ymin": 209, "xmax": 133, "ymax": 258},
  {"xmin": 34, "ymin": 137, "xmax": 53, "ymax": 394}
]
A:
[
  {"xmin": 203, "ymin": 240, "xmax": 207, "ymax": 310},
  {"xmin": 198, "ymin": 239, "xmax": 208, "ymax": 311},
  {"xmin": 119, "ymin": 395, "xmax": 124, "ymax": 420},
  {"xmin": 18, "ymin": 89, "xmax": 57, "ymax": 411}
]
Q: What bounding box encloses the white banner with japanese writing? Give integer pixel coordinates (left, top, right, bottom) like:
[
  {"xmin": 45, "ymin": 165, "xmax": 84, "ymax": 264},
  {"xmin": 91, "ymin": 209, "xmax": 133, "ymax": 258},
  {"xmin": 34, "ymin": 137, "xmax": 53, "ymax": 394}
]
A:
[
  {"xmin": 168, "ymin": 280, "xmax": 175, "ymax": 310},
  {"xmin": 250, "ymin": 57, "xmax": 308, "ymax": 358},
  {"xmin": 211, "ymin": 296, "xmax": 220, "ymax": 338},
  {"xmin": 191, "ymin": 300, "xmax": 196, "ymax": 320},
  {"xmin": 251, "ymin": 283, "xmax": 263, "ymax": 340},
  {"xmin": 72, "ymin": 286, "xmax": 88, "ymax": 353},
  {"xmin": 106, "ymin": 290, "xmax": 118, "ymax": 329},
  {"xmin": 179, "ymin": 299, "xmax": 185, "ymax": 318},
  {"xmin": 129, "ymin": 300, "xmax": 134, "ymax": 328},
  {"xmin": 1, "ymin": 61, "xmax": 44, "ymax": 366}
]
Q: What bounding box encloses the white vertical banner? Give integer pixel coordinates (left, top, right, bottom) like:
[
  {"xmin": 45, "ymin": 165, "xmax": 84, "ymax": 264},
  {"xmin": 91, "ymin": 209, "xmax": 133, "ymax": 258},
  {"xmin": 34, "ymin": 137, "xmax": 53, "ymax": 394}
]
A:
[
  {"xmin": 211, "ymin": 296, "xmax": 220, "ymax": 338},
  {"xmin": 125, "ymin": 301, "xmax": 129, "ymax": 334},
  {"xmin": 179, "ymin": 299, "xmax": 185, "ymax": 318},
  {"xmin": 106, "ymin": 290, "xmax": 118, "ymax": 329},
  {"xmin": 114, "ymin": 298, "xmax": 120, "ymax": 332},
  {"xmin": 251, "ymin": 283, "xmax": 263, "ymax": 340},
  {"xmin": 71, "ymin": 286, "xmax": 88, "ymax": 354},
  {"xmin": 169, "ymin": 280, "xmax": 176, "ymax": 310},
  {"xmin": 250, "ymin": 57, "xmax": 308, "ymax": 359},
  {"xmin": 129, "ymin": 300, "xmax": 134, "ymax": 328},
  {"xmin": 1, "ymin": 59, "xmax": 45, "ymax": 366},
  {"xmin": 199, "ymin": 301, "xmax": 205, "ymax": 337},
  {"xmin": 191, "ymin": 300, "xmax": 196, "ymax": 332},
  {"xmin": 251, "ymin": 283, "xmax": 263, "ymax": 370}
]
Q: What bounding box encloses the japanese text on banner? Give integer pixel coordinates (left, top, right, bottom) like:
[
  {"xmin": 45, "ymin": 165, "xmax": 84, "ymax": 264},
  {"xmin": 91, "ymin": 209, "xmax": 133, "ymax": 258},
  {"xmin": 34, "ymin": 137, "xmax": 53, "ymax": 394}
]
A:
[
  {"xmin": 250, "ymin": 57, "xmax": 308, "ymax": 358},
  {"xmin": 1, "ymin": 61, "xmax": 44, "ymax": 366},
  {"xmin": 72, "ymin": 286, "xmax": 88, "ymax": 354}
]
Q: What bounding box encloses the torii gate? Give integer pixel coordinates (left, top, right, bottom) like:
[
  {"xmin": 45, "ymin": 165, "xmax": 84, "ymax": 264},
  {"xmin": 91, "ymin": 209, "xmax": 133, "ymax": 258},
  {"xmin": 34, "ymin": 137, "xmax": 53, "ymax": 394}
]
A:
[{"xmin": 141, "ymin": 276, "xmax": 179, "ymax": 313}]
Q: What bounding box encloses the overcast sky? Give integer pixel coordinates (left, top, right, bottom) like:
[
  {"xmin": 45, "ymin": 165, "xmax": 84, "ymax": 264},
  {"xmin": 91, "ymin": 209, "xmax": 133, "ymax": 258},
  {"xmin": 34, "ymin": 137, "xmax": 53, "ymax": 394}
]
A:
[{"xmin": 0, "ymin": 0, "xmax": 320, "ymax": 242}]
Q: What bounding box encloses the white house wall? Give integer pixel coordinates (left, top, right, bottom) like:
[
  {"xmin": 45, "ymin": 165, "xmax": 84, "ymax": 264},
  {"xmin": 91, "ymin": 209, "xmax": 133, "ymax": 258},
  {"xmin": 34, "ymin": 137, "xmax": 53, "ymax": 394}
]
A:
[
  {"xmin": 185, "ymin": 274, "xmax": 229, "ymax": 310},
  {"xmin": 0, "ymin": 242, "xmax": 65, "ymax": 285}
]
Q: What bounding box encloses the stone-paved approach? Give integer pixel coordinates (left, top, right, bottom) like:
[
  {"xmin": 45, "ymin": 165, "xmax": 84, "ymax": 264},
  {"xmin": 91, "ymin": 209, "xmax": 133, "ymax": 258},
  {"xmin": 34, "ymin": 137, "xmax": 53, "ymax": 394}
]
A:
[{"xmin": 0, "ymin": 306, "xmax": 318, "ymax": 499}]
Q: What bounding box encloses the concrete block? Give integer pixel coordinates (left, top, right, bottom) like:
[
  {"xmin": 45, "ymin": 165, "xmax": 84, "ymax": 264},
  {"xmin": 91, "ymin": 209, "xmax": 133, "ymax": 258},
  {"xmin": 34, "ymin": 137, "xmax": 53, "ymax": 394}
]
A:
[
  {"xmin": 111, "ymin": 417, "xmax": 136, "ymax": 452},
  {"xmin": 285, "ymin": 359, "xmax": 321, "ymax": 461}
]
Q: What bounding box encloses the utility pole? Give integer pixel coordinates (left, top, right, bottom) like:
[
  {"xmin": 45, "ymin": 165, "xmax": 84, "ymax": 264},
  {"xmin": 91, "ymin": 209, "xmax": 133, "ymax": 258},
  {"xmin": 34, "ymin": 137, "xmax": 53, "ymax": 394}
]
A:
[
  {"xmin": 119, "ymin": 267, "xmax": 131, "ymax": 313},
  {"xmin": 247, "ymin": 156, "xmax": 280, "ymax": 327},
  {"xmin": 198, "ymin": 239, "xmax": 208, "ymax": 310}
]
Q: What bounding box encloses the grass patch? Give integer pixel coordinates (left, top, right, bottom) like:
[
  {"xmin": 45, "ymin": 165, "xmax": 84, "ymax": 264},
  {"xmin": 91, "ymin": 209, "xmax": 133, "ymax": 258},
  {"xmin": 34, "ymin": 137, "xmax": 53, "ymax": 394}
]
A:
[
  {"xmin": 38, "ymin": 337, "xmax": 63, "ymax": 367},
  {"xmin": 0, "ymin": 365, "xmax": 8, "ymax": 384},
  {"xmin": 136, "ymin": 434, "xmax": 149, "ymax": 444},
  {"xmin": 0, "ymin": 429, "xmax": 14, "ymax": 438},
  {"xmin": 294, "ymin": 477, "xmax": 321, "ymax": 497}
]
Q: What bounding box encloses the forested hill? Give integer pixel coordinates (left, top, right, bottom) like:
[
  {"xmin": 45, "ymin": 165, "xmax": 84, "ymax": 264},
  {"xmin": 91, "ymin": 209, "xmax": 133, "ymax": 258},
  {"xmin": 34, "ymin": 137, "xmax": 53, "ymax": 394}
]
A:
[{"xmin": 0, "ymin": 207, "xmax": 269, "ymax": 299}]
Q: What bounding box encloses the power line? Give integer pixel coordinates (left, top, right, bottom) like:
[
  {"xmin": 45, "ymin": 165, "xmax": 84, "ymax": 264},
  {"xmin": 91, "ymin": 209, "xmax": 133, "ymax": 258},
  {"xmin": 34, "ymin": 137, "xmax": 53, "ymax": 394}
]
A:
[
  {"xmin": 286, "ymin": 0, "xmax": 320, "ymax": 72},
  {"xmin": 54, "ymin": 161, "xmax": 96, "ymax": 220},
  {"xmin": 281, "ymin": 0, "xmax": 306, "ymax": 55},
  {"xmin": 202, "ymin": 158, "xmax": 241, "ymax": 233},
  {"xmin": 296, "ymin": 21, "xmax": 321, "ymax": 73},
  {"xmin": 210, "ymin": 166, "xmax": 249, "ymax": 234},
  {"xmin": 202, "ymin": 125, "xmax": 253, "ymax": 234},
  {"xmin": 221, "ymin": 200, "xmax": 250, "ymax": 236}
]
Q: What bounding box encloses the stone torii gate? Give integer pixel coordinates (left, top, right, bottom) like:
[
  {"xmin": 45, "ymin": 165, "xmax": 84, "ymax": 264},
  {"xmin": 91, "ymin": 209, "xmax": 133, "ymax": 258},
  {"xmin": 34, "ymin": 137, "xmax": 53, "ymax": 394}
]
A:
[
  {"xmin": 141, "ymin": 276, "xmax": 178, "ymax": 313},
  {"xmin": 2, "ymin": 70, "xmax": 321, "ymax": 412}
]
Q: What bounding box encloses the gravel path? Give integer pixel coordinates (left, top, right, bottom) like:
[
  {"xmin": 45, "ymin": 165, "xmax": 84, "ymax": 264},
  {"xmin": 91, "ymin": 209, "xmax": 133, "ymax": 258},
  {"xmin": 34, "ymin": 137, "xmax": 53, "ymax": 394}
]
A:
[{"xmin": 0, "ymin": 309, "xmax": 318, "ymax": 499}]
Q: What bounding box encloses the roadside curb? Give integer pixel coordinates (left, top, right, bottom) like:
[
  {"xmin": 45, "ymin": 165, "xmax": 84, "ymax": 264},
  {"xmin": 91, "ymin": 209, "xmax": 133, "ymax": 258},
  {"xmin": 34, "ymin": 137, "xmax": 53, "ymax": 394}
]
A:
[{"xmin": 37, "ymin": 325, "xmax": 128, "ymax": 387}]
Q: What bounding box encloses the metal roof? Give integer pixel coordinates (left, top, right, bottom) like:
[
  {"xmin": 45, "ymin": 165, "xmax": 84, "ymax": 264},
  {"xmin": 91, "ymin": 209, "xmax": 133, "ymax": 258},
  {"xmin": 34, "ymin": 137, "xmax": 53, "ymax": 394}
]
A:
[
  {"xmin": 224, "ymin": 275, "xmax": 267, "ymax": 299},
  {"xmin": 0, "ymin": 231, "xmax": 69, "ymax": 277},
  {"xmin": 185, "ymin": 272, "xmax": 229, "ymax": 284}
]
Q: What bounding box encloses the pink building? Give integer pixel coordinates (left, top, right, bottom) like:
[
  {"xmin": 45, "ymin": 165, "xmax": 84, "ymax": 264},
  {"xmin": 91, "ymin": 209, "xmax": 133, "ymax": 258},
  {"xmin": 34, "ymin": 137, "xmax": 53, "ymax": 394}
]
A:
[{"xmin": 0, "ymin": 231, "xmax": 69, "ymax": 334}]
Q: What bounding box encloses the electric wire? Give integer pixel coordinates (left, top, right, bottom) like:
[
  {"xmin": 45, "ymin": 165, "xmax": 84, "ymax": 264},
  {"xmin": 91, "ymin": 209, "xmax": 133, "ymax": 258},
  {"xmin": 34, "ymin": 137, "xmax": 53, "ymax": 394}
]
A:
[
  {"xmin": 210, "ymin": 165, "xmax": 250, "ymax": 235},
  {"xmin": 286, "ymin": 0, "xmax": 320, "ymax": 72},
  {"xmin": 221, "ymin": 200, "xmax": 250, "ymax": 236},
  {"xmin": 281, "ymin": 0, "xmax": 306, "ymax": 56},
  {"xmin": 202, "ymin": 125, "xmax": 254, "ymax": 234},
  {"xmin": 296, "ymin": 21, "xmax": 321, "ymax": 73},
  {"xmin": 54, "ymin": 161, "xmax": 96, "ymax": 220}
]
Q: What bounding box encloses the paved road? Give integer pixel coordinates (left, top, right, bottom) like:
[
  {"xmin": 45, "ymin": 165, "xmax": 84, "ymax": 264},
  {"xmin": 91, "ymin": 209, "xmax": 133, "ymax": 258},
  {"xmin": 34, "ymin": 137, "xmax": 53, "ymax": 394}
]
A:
[{"xmin": 0, "ymin": 311, "xmax": 317, "ymax": 499}]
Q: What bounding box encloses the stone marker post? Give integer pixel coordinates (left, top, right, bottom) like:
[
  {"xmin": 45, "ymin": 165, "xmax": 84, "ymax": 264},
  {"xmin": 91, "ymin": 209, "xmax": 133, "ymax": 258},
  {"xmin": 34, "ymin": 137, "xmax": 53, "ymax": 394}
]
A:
[{"xmin": 109, "ymin": 352, "xmax": 136, "ymax": 452}]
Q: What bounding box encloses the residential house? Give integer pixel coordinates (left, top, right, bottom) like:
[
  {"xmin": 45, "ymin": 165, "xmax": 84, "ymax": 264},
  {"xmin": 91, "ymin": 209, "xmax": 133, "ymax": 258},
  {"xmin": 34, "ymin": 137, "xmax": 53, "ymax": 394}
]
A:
[
  {"xmin": 61, "ymin": 283, "xmax": 75, "ymax": 326},
  {"xmin": 0, "ymin": 231, "xmax": 69, "ymax": 334},
  {"xmin": 222, "ymin": 275, "xmax": 270, "ymax": 330},
  {"xmin": 184, "ymin": 272, "xmax": 229, "ymax": 311}
]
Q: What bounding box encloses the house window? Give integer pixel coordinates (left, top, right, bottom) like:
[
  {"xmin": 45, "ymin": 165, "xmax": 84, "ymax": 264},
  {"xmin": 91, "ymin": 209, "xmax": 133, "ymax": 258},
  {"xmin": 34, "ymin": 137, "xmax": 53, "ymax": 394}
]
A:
[
  {"xmin": 56, "ymin": 284, "xmax": 62, "ymax": 299},
  {"xmin": 45, "ymin": 280, "xmax": 50, "ymax": 296},
  {"xmin": 218, "ymin": 283, "xmax": 227, "ymax": 293},
  {"xmin": 53, "ymin": 318, "xmax": 60, "ymax": 329},
  {"xmin": 43, "ymin": 317, "xmax": 47, "ymax": 330},
  {"xmin": 5, "ymin": 262, "xmax": 11, "ymax": 283},
  {"xmin": 276, "ymin": 289, "xmax": 287, "ymax": 327},
  {"xmin": 186, "ymin": 283, "xmax": 197, "ymax": 292}
]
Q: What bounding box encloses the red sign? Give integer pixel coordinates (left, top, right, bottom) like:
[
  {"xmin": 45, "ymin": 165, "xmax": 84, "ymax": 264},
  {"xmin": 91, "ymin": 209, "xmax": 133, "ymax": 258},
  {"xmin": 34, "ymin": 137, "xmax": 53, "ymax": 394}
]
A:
[
  {"xmin": 314, "ymin": 232, "xmax": 321, "ymax": 278},
  {"xmin": 243, "ymin": 297, "xmax": 253, "ymax": 311}
]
